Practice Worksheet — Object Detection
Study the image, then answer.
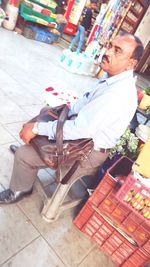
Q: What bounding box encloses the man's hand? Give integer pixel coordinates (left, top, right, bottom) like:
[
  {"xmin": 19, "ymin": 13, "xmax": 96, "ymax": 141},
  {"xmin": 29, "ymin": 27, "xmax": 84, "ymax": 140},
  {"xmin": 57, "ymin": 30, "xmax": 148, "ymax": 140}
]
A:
[
  {"xmin": 85, "ymin": 31, "xmax": 89, "ymax": 36},
  {"xmin": 19, "ymin": 123, "xmax": 37, "ymax": 144}
]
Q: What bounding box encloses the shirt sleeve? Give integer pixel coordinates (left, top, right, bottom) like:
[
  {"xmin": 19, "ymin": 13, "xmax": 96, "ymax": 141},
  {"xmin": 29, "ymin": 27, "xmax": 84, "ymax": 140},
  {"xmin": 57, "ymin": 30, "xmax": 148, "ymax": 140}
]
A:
[
  {"xmin": 38, "ymin": 106, "xmax": 91, "ymax": 140},
  {"xmin": 68, "ymin": 91, "xmax": 91, "ymax": 116},
  {"xmin": 38, "ymin": 91, "xmax": 91, "ymax": 139},
  {"xmin": 38, "ymin": 80, "xmax": 105, "ymax": 140}
]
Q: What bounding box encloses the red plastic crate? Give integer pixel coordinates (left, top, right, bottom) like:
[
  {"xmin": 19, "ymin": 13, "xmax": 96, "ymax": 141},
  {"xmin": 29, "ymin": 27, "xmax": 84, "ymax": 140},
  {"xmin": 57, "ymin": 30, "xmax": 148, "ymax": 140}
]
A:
[
  {"xmin": 97, "ymin": 221, "xmax": 114, "ymax": 240},
  {"xmin": 74, "ymin": 204, "xmax": 143, "ymax": 267},
  {"xmin": 73, "ymin": 157, "xmax": 150, "ymax": 266},
  {"xmin": 127, "ymin": 248, "xmax": 150, "ymax": 266},
  {"xmin": 63, "ymin": 22, "xmax": 77, "ymax": 35},
  {"xmin": 121, "ymin": 260, "xmax": 137, "ymax": 267},
  {"xmin": 91, "ymin": 212, "xmax": 105, "ymax": 227},
  {"xmin": 132, "ymin": 224, "xmax": 150, "ymax": 246},
  {"xmin": 89, "ymin": 190, "xmax": 106, "ymax": 207},
  {"xmin": 98, "ymin": 192, "xmax": 119, "ymax": 215},
  {"xmin": 111, "ymin": 203, "xmax": 131, "ymax": 224},
  {"xmin": 106, "ymin": 231, "xmax": 125, "ymax": 249},
  {"xmin": 143, "ymin": 239, "xmax": 150, "ymax": 254},
  {"xmin": 121, "ymin": 216, "xmax": 139, "ymax": 235},
  {"xmin": 81, "ymin": 210, "xmax": 105, "ymax": 238},
  {"xmin": 82, "ymin": 222, "xmax": 97, "ymax": 237},
  {"xmin": 101, "ymin": 242, "xmax": 116, "ymax": 255},
  {"xmin": 116, "ymin": 173, "xmax": 150, "ymax": 225},
  {"xmin": 73, "ymin": 202, "xmax": 94, "ymax": 229},
  {"xmin": 110, "ymin": 231, "xmax": 138, "ymax": 266},
  {"xmin": 111, "ymin": 250, "xmax": 127, "ymax": 266},
  {"xmin": 92, "ymin": 232, "xmax": 105, "ymax": 247},
  {"xmin": 88, "ymin": 157, "xmax": 134, "ymax": 224},
  {"xmin": 126, "ymin": 212, "xmax": 144, "ymax": 225},
  {"xmin": 89, "ymin": 156, "xmax": 133, "ymax": 208},
  {"xmin": 117, "ymin": 241, "xmax": 137, "ymax": 258},
  {"xmin": 88, "ymin": 214, "xmax": 102, "ymax": 230}
]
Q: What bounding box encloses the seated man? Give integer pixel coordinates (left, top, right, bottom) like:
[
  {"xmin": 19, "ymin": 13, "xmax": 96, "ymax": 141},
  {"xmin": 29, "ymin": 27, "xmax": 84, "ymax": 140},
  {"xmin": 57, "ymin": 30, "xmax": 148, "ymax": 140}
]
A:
[{"xmin": 0, "ymin": 31, "xmax": 144, "ymax": 204}]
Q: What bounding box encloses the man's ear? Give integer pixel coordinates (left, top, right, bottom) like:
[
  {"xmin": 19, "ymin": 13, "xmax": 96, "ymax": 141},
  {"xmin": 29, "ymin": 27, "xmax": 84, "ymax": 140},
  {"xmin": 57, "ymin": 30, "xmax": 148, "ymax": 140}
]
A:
[
  {"xmin": 127, "ymin": 58, "xmax": 138, "ymax": 70},
  {"xmin": 131, "ymin": 58, "xmax": 138, "ymax": 68}
]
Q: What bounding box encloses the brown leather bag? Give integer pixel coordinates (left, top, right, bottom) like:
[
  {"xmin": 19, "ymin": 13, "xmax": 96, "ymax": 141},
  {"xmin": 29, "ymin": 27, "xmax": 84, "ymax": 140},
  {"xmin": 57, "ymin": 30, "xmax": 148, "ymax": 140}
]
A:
[{"xmin": 30, "ymin": 104, "xmax": 94, "ymax": 182}]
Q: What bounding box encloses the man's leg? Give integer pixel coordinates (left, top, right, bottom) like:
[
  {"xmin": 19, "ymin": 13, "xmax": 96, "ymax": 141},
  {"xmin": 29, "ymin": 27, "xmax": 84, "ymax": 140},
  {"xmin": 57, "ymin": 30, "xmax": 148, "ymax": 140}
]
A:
[
  {"xmin": 0, "ymin": 144, "xmax": 47, "ymax": 203},
  {"xmin": 10, "ymin": 144, "xmax": 46, "ymax": 192},
  {"xmin": 69, "ymin": 27, "xmax": 80, "ymax": 51},
  {"xmin": 76, "ymin": 25, "xmax": 85, "ymax": 53}
]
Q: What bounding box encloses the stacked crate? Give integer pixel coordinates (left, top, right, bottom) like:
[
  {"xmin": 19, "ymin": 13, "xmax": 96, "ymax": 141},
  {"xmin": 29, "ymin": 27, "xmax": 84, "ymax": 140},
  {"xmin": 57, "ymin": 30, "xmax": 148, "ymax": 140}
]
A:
[{"xmin": 74, "ymin": 157, "xmax": 150, "ymax": 266}]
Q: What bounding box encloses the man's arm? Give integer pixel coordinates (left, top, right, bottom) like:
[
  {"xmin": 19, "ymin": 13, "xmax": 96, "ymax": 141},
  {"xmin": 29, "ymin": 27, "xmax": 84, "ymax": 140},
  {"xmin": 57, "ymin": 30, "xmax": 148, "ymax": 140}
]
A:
[{"xmin": 19, "ymin": 123, "xmax": 37, "ymax": 144}]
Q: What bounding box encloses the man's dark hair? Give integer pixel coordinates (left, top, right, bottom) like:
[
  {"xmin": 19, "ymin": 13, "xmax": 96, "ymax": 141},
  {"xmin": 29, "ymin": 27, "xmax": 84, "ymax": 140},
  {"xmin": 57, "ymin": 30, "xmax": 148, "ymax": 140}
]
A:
[
  {"xmin": 118, "ymin": 31, "xmax": 144, "ymax": 62},
  {"xmin": 90, "ymin": 0, "xmax": 98, "ymax": 4},
  {"xmin": 131, "ymin": 35, "xmax": 144, "ymax": 62}
]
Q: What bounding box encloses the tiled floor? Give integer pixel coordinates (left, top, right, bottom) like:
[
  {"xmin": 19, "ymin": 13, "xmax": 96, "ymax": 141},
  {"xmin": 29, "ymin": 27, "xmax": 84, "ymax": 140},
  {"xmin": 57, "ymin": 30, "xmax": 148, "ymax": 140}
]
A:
[{"xmin": 0, "ymin": 27, "xmax": 116, "ymax": 267}]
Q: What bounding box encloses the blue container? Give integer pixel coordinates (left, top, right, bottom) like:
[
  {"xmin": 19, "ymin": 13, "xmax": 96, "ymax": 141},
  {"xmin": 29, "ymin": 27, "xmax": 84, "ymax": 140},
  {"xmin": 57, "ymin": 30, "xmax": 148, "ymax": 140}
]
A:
[
  {"xmin": 34, "ymin": 31, "xmax": 59, "ymax": 44},
  {"xmin": 23, "ymin": 25, "xmax": 59, "ymax": 44}
]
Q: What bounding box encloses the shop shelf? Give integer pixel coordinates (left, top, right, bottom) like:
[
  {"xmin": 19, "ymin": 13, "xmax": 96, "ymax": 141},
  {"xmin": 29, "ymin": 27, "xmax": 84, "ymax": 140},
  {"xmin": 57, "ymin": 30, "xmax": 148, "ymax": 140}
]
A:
[{"xmin": 20, "ymin": 3, "xmax": 56, "ymax": 23}]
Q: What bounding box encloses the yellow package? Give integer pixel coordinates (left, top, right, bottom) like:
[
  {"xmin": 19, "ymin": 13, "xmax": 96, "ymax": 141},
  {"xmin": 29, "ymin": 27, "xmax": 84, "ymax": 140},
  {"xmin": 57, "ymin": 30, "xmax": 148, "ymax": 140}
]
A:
[
  {"xmin": 139, "ymin": 94, "xmax": 150, "ymax": 110},
  {"xmin": 132, "ymin": 136, "xmax": 150, "ymax": 178}
]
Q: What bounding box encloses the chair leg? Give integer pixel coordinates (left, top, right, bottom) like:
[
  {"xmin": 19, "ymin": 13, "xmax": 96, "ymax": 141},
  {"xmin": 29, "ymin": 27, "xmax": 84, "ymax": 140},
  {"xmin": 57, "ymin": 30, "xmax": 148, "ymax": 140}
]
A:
[
  {"xmin": 41, "ymin": 182, "xmax": 71, "ymax": 222},
  {"xmin": 40, "ymin": 166, "xmax": 98, "ymax": 223}
]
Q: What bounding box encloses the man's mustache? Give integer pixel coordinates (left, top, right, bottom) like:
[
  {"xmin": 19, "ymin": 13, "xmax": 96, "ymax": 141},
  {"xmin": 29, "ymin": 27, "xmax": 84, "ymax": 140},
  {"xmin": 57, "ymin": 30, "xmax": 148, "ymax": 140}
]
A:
[{"xmin": 102, "ymin": 55, "xmax": 109, "ymax": 63}]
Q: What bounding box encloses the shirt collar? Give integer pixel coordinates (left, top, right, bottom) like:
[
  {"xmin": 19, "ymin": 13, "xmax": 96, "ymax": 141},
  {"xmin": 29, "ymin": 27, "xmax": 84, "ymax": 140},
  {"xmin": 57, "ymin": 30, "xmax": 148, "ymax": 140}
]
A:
[{"xmin": 105, "ymin": 70, "xmax": 134, "ymax": 86}]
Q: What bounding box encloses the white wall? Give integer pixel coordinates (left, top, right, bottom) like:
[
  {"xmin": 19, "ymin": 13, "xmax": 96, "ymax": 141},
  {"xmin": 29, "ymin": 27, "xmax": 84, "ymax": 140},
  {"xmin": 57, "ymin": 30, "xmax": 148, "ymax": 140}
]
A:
[{"xmin": 135, "ymin": 5, "xmax": 150, "ymax": 48}]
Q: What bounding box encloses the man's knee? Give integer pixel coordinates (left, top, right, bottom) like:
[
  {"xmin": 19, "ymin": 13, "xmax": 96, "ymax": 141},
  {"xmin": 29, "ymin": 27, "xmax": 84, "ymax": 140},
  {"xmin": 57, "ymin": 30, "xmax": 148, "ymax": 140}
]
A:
[{"xmin": 15, "ymin": 145, "xmax": 32, "ymax": 162}]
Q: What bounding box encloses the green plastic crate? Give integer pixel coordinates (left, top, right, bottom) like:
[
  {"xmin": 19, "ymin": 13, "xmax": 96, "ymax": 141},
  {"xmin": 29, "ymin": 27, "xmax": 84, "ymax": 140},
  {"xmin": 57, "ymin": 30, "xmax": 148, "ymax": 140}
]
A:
[
  {"xmin": 29, "ymin": 0, "xmax": 56, "ymax": 13},
  {"xmin": 20, "ymin": 3, "xmax": 56, "ymax": 23}
]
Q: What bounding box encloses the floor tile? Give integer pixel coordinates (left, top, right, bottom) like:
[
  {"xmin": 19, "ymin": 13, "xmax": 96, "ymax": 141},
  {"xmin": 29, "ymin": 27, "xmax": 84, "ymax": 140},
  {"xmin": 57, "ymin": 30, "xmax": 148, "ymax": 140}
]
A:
[
  {"xmin": 0, "ymin": 68, "xmax": 16, "ymax": 84},
  {"xmin": 0, "ymin": 143, "xmax": 17, "ymax": 188},
  {"xmin": 78, "ymin": 247, "xmax": 115, "ymax": 267},
  {"xmin": 0, "ymin": 125, "xmax": 15, "ymax": 145},
  {"xmin": 18, "ymin": 193, "xmax": 94, "ymax": 267},
  {"xmin": 4, "ymin": 122, "xmax": 25, "ymax": 144},
  {"xmin": 0, "ymin": 82, "xmax": 42, "ymax": 106},
  {"xmin": 21, "ymin": 104, "xmax": 44, "ymax": 118},
  {"xmin": 0, "ymin": 204, "xmax": 39, "ymax": 265},
  {"xmin": 2, "ymin": 236, "xmax": 66, "ymax": 267},
  {"xmin": 37, "ymin": 168, "xmax": 55, "ymax": 187},
  {"xmin": 0, "ymin": 183, "xmax": 4, "ymax": 191},
  {"xmin": 0, "ymin": 95, "xmax": 30, "ymax": 124}
]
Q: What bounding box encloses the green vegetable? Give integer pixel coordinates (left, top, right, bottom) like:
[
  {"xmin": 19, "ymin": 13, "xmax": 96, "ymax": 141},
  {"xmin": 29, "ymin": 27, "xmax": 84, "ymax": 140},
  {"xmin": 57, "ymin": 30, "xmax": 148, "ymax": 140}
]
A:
[
  {"xmin": 145, "ymin": 87, "xmax": 150, "ymax": 96},
  {"xmin": 109, "ymin": 128, "xmax": 139, "ymax": 160}
]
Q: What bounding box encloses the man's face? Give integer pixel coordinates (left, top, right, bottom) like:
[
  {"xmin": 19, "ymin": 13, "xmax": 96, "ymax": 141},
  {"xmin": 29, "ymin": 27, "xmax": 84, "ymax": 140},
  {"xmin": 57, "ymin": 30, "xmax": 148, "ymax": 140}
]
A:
[
  {"xmin": 100, "ymin": 35, "xmax": 138, "ymax": 76},
  {"xmin": 91, "ymin": 3, "xmax": 97, "ymax": 10}
]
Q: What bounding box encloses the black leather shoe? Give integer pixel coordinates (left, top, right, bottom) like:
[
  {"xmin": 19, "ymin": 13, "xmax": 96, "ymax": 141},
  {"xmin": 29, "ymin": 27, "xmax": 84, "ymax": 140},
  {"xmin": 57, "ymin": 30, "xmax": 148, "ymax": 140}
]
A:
[
  {"xmin": 0, "ymin": 189, "xmax": 32, "ymax": 204},
  {"xmin": 9, "ymin": 144, "xmax": 19, "ymax": 154}
]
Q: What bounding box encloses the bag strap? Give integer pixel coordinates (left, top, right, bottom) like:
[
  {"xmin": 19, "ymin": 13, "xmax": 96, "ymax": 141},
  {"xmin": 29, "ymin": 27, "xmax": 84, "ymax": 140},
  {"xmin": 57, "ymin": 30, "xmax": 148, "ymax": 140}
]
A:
[{"xmin": 56, "ymin": 104, "xmax": 69, "ymax": 165}]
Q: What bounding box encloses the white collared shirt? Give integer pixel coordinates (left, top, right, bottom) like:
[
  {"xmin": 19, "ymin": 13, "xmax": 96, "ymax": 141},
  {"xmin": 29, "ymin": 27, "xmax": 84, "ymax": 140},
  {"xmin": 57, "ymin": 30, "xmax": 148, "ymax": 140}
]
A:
[{"xmin": 38, "ymin": 70, "xmax": 137, "ymax": 149}]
